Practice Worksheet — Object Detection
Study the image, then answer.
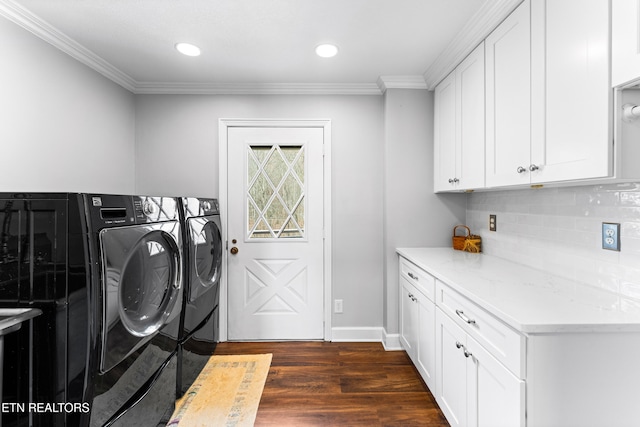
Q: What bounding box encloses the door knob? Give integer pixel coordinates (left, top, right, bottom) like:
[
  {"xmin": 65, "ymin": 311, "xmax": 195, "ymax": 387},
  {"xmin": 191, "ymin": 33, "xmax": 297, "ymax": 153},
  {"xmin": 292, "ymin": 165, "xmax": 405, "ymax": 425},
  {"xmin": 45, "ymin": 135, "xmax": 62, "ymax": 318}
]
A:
[{"xmin": 230, "ymin": 247, "xmax": 239, "ymax": 255}]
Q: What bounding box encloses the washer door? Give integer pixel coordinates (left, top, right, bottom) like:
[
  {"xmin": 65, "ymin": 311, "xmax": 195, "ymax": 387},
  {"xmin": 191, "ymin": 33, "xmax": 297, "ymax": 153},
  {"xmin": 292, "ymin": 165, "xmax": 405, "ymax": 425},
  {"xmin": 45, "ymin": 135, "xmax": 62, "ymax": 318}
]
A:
[
  {"xmin": 99, "ymin": 222, "xmax": 182, "ymax": 373},
  {"xmin": 187, "ymin": 215, "xmax": 222, "ymax": 303}
]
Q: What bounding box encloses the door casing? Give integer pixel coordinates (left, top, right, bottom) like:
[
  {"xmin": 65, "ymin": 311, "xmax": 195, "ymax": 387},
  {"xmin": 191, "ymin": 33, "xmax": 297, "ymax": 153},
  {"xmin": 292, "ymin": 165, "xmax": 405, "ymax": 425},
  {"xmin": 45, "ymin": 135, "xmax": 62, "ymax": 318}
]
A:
[{"xmin": 218, "ymin": 118, "xmax": 332, "ymax": 341}]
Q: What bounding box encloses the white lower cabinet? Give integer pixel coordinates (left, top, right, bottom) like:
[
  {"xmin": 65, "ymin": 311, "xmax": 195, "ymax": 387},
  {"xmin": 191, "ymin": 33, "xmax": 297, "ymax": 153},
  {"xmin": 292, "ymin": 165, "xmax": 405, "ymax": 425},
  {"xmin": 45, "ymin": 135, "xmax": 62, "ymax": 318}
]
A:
[
  {"xmin": 399, "ymin": 254, "xmax": 525, "ymax": 427},
  {"xmin": 399, "ymin": 257, "xmax": 436, "ymax": 390},
  {"xmin": 435, "ymin": 307, "xmax": 467, "ymax": 427},
  {"xmin": 398, "ymin": 247, "xmax": 640, "ymax": 427},
  {"xmin": 435, "ymin": 308, "xmax": 524, "ymax": 427}
]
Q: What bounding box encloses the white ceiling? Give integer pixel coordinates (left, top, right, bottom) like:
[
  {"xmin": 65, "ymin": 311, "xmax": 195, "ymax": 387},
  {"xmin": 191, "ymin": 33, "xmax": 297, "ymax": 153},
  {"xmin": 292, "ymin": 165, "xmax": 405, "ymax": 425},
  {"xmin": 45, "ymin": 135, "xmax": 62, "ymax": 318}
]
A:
[{"xmin": 1, "ymin": 0, "xmax": 520, "ymax": 93}]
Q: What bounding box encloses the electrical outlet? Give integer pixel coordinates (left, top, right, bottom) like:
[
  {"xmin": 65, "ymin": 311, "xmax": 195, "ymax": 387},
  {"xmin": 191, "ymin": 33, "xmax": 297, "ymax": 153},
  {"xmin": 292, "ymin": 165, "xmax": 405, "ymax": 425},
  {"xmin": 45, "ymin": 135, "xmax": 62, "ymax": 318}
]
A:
[
  {"xmin": 334, "ymin": 299, "xmax": 343, "ymax": 313},
  {"xmin": 489, "ymin": 214, "xmax": 497, "ymax": 232},
  {"xmin": 602, "ymin": 223, "xmax": 621, "ymax": 251}
]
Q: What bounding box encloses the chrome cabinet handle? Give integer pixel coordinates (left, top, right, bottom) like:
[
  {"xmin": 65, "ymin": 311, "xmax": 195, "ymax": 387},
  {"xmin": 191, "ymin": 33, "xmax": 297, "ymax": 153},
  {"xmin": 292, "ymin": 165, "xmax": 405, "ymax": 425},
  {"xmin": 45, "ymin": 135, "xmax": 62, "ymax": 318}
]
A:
[
  {"xmin": 464, "ymin": 349, "xmax": 473, "ymax": 358},
  {"xmin": 516, "ymin": 166, "xmax": 527, "ymax": 173},
  {"xmin": 455, "ymin": 309, "xmax": 476, "ymax": 325},
  {"xmin": 407, "ymin": 272, "xmax": 418, "ymax": 281},
  {"xmin": 448, "ymin": 178, "xmax": 454, "ymax": 184},
  {"xmin": 456, "ymin": 341, "xmax": 463, "ymax": 349},
  {"xmin": 529, "ymin": 164, "xmax": 539, "ymax": 171}
]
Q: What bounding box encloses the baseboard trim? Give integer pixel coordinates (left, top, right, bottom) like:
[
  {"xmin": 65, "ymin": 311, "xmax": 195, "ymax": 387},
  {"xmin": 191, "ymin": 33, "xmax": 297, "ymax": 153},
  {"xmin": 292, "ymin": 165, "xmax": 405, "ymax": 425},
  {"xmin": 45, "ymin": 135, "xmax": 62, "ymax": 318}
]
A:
[
  {"xmin": 331, "ymin": 327, "xmax": 382, "ymax": 343},
  {"xmin": 330, "ymin": 327, "xmax": 403, "ymax": 351},
  {"xmin": 382, "ymin": 330, "xmax": 402, "ymax": 351}
]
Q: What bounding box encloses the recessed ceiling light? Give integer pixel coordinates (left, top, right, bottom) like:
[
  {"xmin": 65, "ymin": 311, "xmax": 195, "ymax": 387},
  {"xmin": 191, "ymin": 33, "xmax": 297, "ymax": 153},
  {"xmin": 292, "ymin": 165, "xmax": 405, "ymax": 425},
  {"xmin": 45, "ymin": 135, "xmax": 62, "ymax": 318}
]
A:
[
  {"xmin": 315, "ymin": 44, "xmax": 339, "ymax": 58},
  {"xmin": 175, "ymin": 42, "xmax": 201, "ymax": 57}
]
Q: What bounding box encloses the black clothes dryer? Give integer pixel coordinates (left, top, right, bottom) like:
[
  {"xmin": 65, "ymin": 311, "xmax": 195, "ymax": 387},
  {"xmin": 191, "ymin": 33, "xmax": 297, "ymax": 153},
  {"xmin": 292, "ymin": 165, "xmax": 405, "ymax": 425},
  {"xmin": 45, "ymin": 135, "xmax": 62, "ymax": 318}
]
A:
[
  {"xmin": 176, "ymin": 197, "xmax": 222, "ymax": 397},
  {"xmin": 83, "ymin": 194, "xmax": 183, "ymax": 427}
]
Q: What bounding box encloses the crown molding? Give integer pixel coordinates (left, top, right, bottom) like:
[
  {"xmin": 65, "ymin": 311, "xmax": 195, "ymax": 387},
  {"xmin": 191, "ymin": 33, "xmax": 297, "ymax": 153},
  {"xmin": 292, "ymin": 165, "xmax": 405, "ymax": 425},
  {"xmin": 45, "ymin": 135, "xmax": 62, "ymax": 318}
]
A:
[
  {"xmin": 423, "ymin": 0, "xmax": 523, "ymax": 90},
  {"xmin": 2, "ymin": 0, "xmax": 513, "ymax": 96},
  {"xmin": 0, "ymin": 0, "xmax": 383, "ymax": 96},
  {"xmin": 0, "ymin": 0, "xmax": 137, "ymax": 92},
  {"xmin": 134, "ymin": 82, "xmax": 382, "ymax": 95},
  {"xmin": 376, "ymin": 76, "xmax": 428, "ymax": 93}
]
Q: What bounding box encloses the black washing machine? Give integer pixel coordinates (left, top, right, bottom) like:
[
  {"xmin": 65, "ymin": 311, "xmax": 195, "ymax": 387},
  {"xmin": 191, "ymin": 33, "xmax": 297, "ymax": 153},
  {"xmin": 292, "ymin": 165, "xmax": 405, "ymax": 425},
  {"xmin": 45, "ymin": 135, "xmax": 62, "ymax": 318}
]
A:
[
  {"xmin": 176, "ymin": 197, "xmax": 222, "ymax": 397},
  {"xmin": 0, "ymin": 193, "xmax": 90, "ymax": 427},
  {"xmin": 0, "ymin": 193, "xmax": 185, "ymax": 426},
  {"xmin": 83, "ymin": 194, "xmax": 184, "ymax": 427}
]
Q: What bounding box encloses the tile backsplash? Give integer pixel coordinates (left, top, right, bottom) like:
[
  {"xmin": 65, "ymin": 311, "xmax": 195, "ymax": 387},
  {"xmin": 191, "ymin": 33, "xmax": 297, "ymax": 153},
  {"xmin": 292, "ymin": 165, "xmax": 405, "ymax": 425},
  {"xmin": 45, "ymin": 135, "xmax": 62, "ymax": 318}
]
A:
[{"xmin": 466, "ymin": 183, "xmax": 640, "ymax": 301}]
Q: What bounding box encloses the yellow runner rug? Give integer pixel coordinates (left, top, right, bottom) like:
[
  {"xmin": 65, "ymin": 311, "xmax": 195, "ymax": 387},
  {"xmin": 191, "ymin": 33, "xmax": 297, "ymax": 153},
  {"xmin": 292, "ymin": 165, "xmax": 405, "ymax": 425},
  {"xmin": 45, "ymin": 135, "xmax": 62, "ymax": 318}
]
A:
[{"xmin": 167, "ymin": 354, "xmax": 272, "ymax": 427}]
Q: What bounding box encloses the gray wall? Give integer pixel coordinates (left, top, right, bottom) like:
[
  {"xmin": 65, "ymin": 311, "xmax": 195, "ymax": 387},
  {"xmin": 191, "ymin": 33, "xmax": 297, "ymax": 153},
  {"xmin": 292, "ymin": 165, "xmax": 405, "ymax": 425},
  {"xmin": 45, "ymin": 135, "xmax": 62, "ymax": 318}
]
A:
[
  {"xmin": 382, "ymin": 88, "xmax": 466, "ymax": 336},
  {"xmin": 135, "ymin": 94, "xmax": 386, "ymax": 328},
  {"xmin": 0, "ymin": 17, "xmax": 135, "ymax": 193}
]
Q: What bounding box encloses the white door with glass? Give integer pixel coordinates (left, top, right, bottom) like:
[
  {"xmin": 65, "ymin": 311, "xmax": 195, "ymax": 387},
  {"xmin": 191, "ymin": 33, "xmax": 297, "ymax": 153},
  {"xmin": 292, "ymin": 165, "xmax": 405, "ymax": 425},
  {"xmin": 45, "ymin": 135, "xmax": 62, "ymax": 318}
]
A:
[{"xmin": 226, "ymin": 126, "xmax": 325, "ymax": 340}]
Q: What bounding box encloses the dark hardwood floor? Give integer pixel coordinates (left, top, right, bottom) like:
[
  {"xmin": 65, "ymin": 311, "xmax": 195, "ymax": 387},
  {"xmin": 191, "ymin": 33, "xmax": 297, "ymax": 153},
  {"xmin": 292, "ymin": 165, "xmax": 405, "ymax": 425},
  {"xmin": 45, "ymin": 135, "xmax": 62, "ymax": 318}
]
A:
[{"xmin": 213, "ymin": 341, "xmax": 449, "ymax": 426}]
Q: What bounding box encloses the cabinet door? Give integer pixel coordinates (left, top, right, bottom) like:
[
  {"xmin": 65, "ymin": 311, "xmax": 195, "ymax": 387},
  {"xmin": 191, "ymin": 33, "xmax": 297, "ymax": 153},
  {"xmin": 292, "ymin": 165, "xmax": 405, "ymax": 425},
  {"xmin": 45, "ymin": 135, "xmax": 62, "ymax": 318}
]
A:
[
  {"xmin": 399, "ymin": 278, "xmax": 418, "ymax": 360},
  {"xmin": 531, "ymin": 0, "xmax": 611, "ymax": 183},
  {"xmin": 485, "ymin": 0, "xmax": 531, "ymax": 187},
  {"xmin": 456, "ymin": 42, "xmax": 485, "ymax": 190},
  {"xmin": 415, "ymin": 291, "xmax": 436, "ymax": 390},
  {"xmin": 436, "ymin": 308, "xmax": 468, "ymax": 427},
  {"xmin": 434, "ymin": 72, "xmax": 457, "ymax": 192},
  {"xmin": 613, "ymin": 0, "xmax": 640, "ymax": 87},
  {"xmin": 466, "ymin": 336, "xmax": 525, "ymax": 427}
]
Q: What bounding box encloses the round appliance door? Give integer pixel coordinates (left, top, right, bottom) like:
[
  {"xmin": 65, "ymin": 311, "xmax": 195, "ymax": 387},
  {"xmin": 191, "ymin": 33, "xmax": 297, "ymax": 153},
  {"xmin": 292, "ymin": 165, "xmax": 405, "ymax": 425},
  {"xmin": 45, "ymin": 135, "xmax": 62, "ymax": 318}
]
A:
[
  {"xmin": 99, "ymin": 221, "xmax": 183, "ymax": 373},
  {"xmin": 187, "ymin": 215, "xmax": 222, "ymax": 303}
]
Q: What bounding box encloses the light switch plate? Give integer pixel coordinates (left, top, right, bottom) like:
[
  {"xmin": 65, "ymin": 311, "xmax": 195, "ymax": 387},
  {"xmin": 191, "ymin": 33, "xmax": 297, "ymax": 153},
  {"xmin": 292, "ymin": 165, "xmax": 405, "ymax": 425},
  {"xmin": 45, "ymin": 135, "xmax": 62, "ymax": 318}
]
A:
[
  {"xmin": 489, "ymin": 214, "xmax": 497, "ymax": 232},
  {"xmin": 602, "ymin": 222, "xmax": 620, "ymax": 251}
]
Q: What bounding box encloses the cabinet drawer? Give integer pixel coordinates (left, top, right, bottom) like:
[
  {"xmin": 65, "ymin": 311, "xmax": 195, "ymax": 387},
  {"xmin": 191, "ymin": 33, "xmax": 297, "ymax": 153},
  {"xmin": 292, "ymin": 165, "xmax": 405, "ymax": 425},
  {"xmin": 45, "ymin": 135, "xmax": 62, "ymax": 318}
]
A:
[
  {"xmin": 436, "ymin": 280, "xmax": 525, "ymax": 378},
  {"xmin": 400, "ymin": 257, "xmax": 435, "ymax": 302}
]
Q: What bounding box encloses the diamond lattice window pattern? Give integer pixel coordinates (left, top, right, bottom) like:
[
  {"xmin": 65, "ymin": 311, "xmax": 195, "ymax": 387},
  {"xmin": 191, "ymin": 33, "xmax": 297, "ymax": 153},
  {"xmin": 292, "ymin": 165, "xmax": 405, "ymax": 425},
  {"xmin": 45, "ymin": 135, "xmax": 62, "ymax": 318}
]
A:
[{"xmin": 247, "ymin": 145, "xmax": 305, "ymax": 239}]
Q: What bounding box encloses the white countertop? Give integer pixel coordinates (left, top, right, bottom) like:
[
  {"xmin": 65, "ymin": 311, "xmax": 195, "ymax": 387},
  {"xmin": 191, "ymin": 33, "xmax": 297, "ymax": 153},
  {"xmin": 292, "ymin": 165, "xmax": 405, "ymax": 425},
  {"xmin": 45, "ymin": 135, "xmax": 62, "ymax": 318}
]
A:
[{"xmin": 396, "ymin": 247, "xmax": 640, "ymax": 334}]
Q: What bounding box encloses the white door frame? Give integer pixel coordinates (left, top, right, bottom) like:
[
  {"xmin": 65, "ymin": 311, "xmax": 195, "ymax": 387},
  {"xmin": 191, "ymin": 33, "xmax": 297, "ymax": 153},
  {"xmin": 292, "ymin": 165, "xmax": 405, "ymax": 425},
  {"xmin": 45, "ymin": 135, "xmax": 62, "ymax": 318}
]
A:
[{"xmin": 218, "ymin": 118, "xmax": 332, "ymax": 341}]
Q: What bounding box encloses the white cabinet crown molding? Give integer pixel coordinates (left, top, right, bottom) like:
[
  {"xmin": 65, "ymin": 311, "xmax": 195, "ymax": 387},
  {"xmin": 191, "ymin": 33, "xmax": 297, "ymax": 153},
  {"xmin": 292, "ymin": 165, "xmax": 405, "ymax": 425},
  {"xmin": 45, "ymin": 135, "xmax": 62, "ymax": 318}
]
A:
[
  {"xmin": 376, "ymin": 76, "xmax": 428, "ymax": 93},
  {"xmin": 423, "ymin": 0, "xmax": 524, "ymax": 90}
]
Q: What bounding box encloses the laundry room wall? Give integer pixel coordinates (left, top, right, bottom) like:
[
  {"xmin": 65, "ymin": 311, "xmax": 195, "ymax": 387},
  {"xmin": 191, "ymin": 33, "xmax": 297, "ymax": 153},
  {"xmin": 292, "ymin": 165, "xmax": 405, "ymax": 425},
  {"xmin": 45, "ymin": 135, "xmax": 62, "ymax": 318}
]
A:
[
  {"xmin": 0, "ymin": 16, "xmax": 136, "ymax": 194},
  {"xmin": 135, "ymin": 94, "xmax": 386, "ymax": 331},
  {"xmin": 382, "ymin": 88, "xmax": 466, "ymax": 344}
]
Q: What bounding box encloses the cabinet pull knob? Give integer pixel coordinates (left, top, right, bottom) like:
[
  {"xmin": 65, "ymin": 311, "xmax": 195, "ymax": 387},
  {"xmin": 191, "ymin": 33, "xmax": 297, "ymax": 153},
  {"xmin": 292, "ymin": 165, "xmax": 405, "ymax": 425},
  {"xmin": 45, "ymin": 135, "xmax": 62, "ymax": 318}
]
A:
[
  {"xmin": 529, "ymin": 164, "xmax": 539, "ymax": 172},
  {"xmin": 407, "ymin": 272, "xmax": 418, "ymax": 280},
  {"xmin": 455, "ymin": 309, "xmax": 476, "ymax": 325},
  {"xmin": 464, "ymin": 349, "xmax": 473, "ymax": 358},
  {"xmin": 516, "ymin": 166, "xmax": 527, "ymax": 173},
  {"xmin": 448, "ymin": 178, "xmax": 454, "ymax": 184},
  {"xmin": 453, "ymin": 178, "xmax": 459, "ymax": 183},
  {"xmin": 456, "ymin": 341, "xmax": 463, "ymax": 349}
]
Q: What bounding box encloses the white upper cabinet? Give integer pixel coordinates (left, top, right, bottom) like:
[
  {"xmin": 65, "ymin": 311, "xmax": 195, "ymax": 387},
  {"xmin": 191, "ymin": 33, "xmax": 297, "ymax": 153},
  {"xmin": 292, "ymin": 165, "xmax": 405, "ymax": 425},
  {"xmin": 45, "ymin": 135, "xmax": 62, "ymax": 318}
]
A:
[
  {"xmin": 485, "ymin": 0, "xmax": 531, "ymax": 188},
  {"xmin": 612, "ymin": 0, "xmax": 640, "ymax": 87},
  {"xmin": 434, "ymin": 72, "xmax": 457, "ymax": 192},
  {"xmin": 436, "ymin": 0, "xmax": 615, "ymax": 191},
  {"xmin": 456, "ymin": 44, "xmax": 485, "ymax": 190},
  {"xmin": 530, "ymin": 0, "xmax": 612, "ymax": 184},
  {"xmin": 434, "ymin": 43, "xmax": 485, "ymax": 192}
]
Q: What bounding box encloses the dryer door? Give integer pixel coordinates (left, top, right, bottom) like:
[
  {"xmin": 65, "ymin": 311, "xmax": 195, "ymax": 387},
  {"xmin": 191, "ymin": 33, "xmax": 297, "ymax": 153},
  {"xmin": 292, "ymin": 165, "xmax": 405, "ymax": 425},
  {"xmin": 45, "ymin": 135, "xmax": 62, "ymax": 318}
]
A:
[
  {"xmin": 99, "ymin": 221, "xmax": 182, "ymax": 373},
  {"xmin": 187, "ymin": 215, "xmax": 222, "ymax": 303}
]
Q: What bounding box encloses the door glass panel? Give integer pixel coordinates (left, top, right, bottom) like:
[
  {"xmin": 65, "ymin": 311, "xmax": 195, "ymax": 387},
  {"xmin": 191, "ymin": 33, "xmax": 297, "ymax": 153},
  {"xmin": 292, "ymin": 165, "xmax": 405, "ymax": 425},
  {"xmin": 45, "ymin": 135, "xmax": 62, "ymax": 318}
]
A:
[{"xmin": 247, "ymin": 145, "xmax": 305, "ymax": 239}]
